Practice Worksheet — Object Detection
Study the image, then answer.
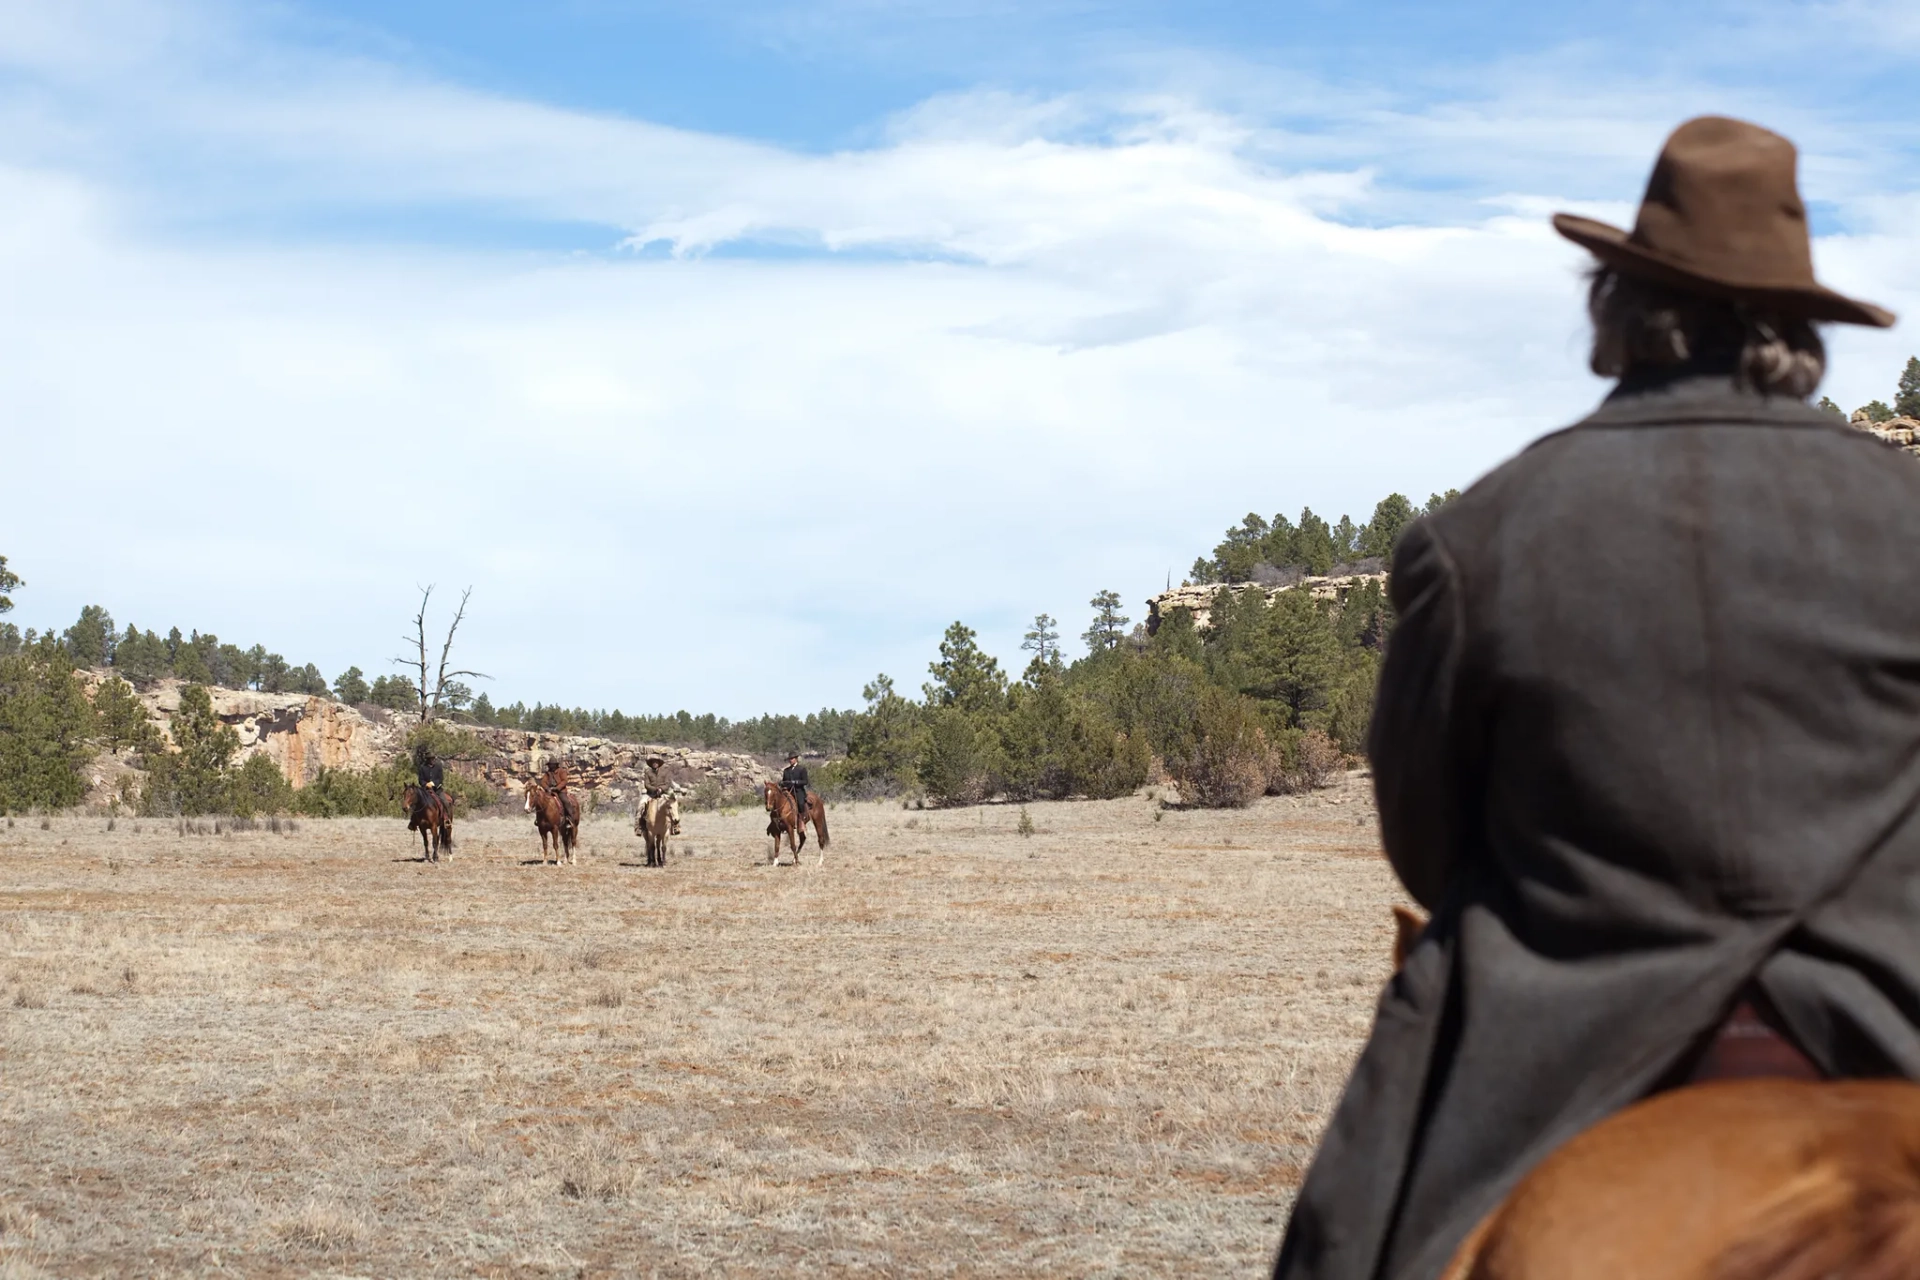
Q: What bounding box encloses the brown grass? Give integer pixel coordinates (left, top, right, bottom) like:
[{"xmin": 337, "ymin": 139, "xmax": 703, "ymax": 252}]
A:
[{"xmin": 0, "ymin": 772, "xmax": 1400, "ymax": 1276}]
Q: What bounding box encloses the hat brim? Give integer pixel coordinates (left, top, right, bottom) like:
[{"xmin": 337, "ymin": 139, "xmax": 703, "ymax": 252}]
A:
[{"xmin": 1553, "ymin": 213, "xmax": 1895, "ymax": 328}]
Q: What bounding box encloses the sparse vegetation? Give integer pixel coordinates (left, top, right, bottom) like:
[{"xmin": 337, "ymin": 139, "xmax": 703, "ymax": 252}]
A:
[{"xmin": 0, "ymin": 787, "xmax": 1397, "ymax": 1274}]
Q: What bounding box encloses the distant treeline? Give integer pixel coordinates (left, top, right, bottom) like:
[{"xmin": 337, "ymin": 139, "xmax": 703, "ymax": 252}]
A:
[
  {"xmin": 1190, "ymin": 490, "xmax": 1459, "ymax": 585},
  {"xmin": 0, "ymin": 601, "xmax": 856, "ymax": 757}
]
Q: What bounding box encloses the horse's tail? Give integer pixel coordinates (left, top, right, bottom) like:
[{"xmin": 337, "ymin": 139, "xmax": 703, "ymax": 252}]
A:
[
  {"xmin": 815, "ymin": 797, "xmax": 829, "ymax": 850},
  {"xmin": 1713, "ymin": 1152, "xmax": 1920, "ymax": 1280}
]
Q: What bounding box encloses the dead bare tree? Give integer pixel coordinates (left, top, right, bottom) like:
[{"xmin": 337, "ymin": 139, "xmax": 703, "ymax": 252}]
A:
[{"xmin": 395, "ymin": 585, "xmax": 489, "ymax": 722}]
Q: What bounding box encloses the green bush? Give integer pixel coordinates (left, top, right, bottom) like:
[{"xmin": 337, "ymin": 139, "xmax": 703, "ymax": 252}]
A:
[
  {"xmin": 230, "ymin": 753, "xmax": 295, "ymax": 817},
  {"xmin": 1167, "ymin": 688, "xmax": 1275, "ymax": 808},
  {"xmin": 918, "ymin": 706, "xmax": 998, "ymax": 807}
]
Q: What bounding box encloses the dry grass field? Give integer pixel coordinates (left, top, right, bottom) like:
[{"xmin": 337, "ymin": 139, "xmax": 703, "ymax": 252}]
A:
[{"xmin": 0, "ymin": 775, "xmax": 1402, "ymax": 1278}]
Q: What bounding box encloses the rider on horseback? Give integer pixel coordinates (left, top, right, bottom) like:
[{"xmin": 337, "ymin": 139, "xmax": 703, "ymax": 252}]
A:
[
  {"xmin": 413, "ymin": 745, "xmax": 445, "ymax": 816},
  {"xmin": 540, "ymin": 757, "xmax": 578, "ymax": 828},
  {"xmin": 781, "ymin": 751, "xmax": 809, "ymax": 822},
  {"xmin": 640, "ymin": 755, "xmax": 680, "ymax": 835},
  {"xmin": 1275, "ymin": 117, "xmax": 1920, "ymax": 1280}
]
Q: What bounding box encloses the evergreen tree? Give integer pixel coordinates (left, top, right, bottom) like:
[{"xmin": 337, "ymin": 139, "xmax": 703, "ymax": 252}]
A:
[
  {"xmin": 1897, "ymin": 357, "xmax": 1920, "ymax": 420},
  {"xmin": 93, "ymin": 675, "xmax": 155, "ymax": 751},
  {"xmin": 1083, "ymin": 590, "xmax": 1130, "ymax": 653},
  {"xmin": 0, "ymin": 636, "xmax": 97, "ymax": 812},
  {"xmin": 143, "ymin": 684, "xmax": 239, "ymax": 815},
  {"xmin": 62, "ymin": 605, "xmax": 116, "ymax": 668},
  {"xmin": 0, "ymin": 624, "xmax": 20, "ymax": 658},
  {"xmin": 112, "ymin": 626, "xmax": 171, "ymax": 686},
  {"xmin": 368, "ymin": 675, "xmax": 418, "ymax": 713},
  {"xmin": 0, "ymin": 555, "xmax": 19, "ymax": 613},
  {"xmin": 923, "ymin": 622, "xmax": 1006, "ymax": 713},
  {"xmin": 1424, "ymin": 489, "xmax": 1462, "ymax": 515},
  {"xmin": 846, "ymin": 674, "xmax": 924, "ymax": 788},
  {"xmin": 1861, "ymin": 400, "xmax": 1895, "ymax": 424},
  {"xmin": 332, "ymin": 666, "xmax": 371, "ymax": 704},
  {"xmin": 1359, "ymin": 494, "xmax": 1418, "ymax": 559},
  {"xmin": 1294, "ymin": 508, "xmax": 1338, "ymax": 574},
  {"xmin": 1020, "ymin": 613, "xmax": 1062, "ymax": 667},
  {"xmin": 1332, "ymin": 514, "xmax": 1360, "ymax": 559},
  {"xmin": 1817, "ymin": 395, "xmax": 1847, "ymax": 420},
  {"xmin": 229, "ymin": 754, "xmax": 294, "ymax": 817},
  {"xmin": 917, "ymin": 705, "xmax": 996, "ymax": 806}
]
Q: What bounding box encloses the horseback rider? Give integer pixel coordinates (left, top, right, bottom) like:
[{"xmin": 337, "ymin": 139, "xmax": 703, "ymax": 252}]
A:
[
  {"xmin": 639, "ymin": 754, "xmax": 680, "ymax": 834},
  {"xmin": 781, "ymin": 751, "xmax": 809, "ymax": 821},
  {"xmin": 412, "ymin": 745, "xmax": 445, "ymax": 818},
  {"xmin": 1275, "ymin": 117, "xmax": 1920, "ymax": 1280},
  {"xmin": 540, "ymin": 757, "xmax": 579, "ymax": 828}
]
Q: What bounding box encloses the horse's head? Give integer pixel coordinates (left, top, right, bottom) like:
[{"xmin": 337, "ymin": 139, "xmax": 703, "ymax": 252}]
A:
[
  {"xmin": 763, "ymin": 781, "xmax": 778, "ymax": 812},
  {"xmin": 523, "ymin": 781, "xmax": 542, "ymax": 813},
  {"xmin": 401, "ymin": 784, "xmax": 419, "ymax": 817}
]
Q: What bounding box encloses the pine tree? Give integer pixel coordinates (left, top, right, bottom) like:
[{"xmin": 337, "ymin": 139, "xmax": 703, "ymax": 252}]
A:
[
  {"xmin": 1817, "ymin": 395, "xmax": 1846, "ymax": 420},
  {"xmin": 1020, "ymin": 613, "xmax": 1062, "ymax": 667},
  {"xmin": 1897, "ymin": 357, "xmax": 1920, "ymax": 420},
  {"xmin": 92, "ymin": 675, "xmax": 155, "ymax": 751},
  {"xmin": 1359, "ymin": 494, "xmax": 1418, "ymax": 559},
  {"xmin": 1083, "ymin": 591, "xmax": 1130, "ymax": 653},
  {"xmin": 0, "ymin": 555, "xmax": 19, "ymax": 613},
  {"xmin": 923, "ymin": 622, "xmax": 1006, "ymax": 713},
  {"xmin": 332, "ymin": 666, "xmax": 371, "ymax": 704},
  {"xmin": 0, "ymin": 637, "xmax": 97, "ymax": 812},
  {"xmin": 143, "ymin": 684, "xmax": 239, "ymax": 815},
  {"xmin": 62, "ymin": 605, "xmax": 116, "ymax": 668},
  {"xmin": 1860, "ymin": 400, "xmax": 1895, "ymax": 424}
]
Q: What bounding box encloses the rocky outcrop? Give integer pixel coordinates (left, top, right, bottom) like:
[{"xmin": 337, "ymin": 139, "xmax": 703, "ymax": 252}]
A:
[
  {"xmin": 1146, "ymin": 573, "xmax": 1389, "ymax": 635},
  {"xmin": 464, "ymin": 731, "xmax": 775, "ymax": 802},
  {"xmin": 99, "ymin": 676, "xmax": 781, "ymax": 800},
  {"xmin": 1850, "ymin": 409, "xmax": 1920, "ymax": 457}
]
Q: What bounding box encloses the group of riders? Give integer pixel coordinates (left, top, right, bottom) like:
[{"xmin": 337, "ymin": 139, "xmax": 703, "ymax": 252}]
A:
[{"xmin": 406, "ymin": 744, "xmax": 814, "ymax": 841}]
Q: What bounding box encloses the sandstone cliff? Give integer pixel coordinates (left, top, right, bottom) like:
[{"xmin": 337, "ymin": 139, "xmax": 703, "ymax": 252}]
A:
[
  {"xmin": 1145, "ymin": 572, "xmax": 1389, "ymax": 635},
  {"xmin": 95, "ymin": 676, "xmax": 779, "ymax": 801},
  {"xmin": 1850, "ymin": 409, "xmax": 1920, "ymax": 457}
]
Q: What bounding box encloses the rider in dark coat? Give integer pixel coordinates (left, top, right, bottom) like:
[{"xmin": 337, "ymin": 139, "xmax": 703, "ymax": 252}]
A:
[
  {"xmin": 541, "ymin": 758, "xmax": 578, "ymax": 827},
  {"xmin": 411, "ymin": 747, "xmax": 447, "ymax": 821},
  {"xmin": 1274, "ymin": 117, "xmax": 1920, "ymax": 1280},
  {"xmin": 781, "ymin": 752, "xmax": 810, "ymax": 819}
]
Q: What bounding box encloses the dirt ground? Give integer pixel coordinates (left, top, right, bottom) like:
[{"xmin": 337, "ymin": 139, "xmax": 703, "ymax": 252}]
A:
[{"xmin": 0, "ymin": 774, "xmax": 1403, "ymax": 1278}]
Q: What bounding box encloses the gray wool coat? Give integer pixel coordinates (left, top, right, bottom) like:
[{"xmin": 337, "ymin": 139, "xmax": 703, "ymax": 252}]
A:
[{"xmin": 1273, "ymin": 371, "xmax": 1920, "ymax": 1280}]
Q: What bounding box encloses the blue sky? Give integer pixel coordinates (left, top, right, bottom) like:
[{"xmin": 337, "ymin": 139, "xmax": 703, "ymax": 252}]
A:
[{"xmin": 2, "ymin": 0, "xmax": 1918, "ymax": 716}]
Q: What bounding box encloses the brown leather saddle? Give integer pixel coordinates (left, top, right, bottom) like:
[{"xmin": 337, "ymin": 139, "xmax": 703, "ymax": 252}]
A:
[{"xmin": 1678, "ymin": 986, "xmax": 1822, "ymax": 1084}]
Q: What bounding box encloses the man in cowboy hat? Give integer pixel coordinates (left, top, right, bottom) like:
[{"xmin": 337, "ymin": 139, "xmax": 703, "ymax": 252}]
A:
[
  {"xmin": 639, "ymin": 754, "xmax": 679, "ymax": 836},
  {"xmin": 780, "ymin": 751, "xmax": 810, "ymax": 823},
  {"xmin": 1275, "ymin": 116, "xmax": 1918, "ymax": 1280}
]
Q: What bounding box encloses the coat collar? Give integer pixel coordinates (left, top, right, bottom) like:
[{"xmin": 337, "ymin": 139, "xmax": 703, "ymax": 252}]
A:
[{"xmin": 1576, "ymin": 368, "xmax": 1837, "ymax": 430}]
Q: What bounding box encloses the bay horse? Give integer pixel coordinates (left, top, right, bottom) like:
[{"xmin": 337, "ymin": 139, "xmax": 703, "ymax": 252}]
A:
[
  {"xmin": 523, "ymin": 780, "xmax": 576, "ymax": 865},
  {"xmin": 401, "ymin": 783, "xmax": 452, "ymax": 862},
  {"xmin": 763, "ymin": 781, "xmax": 829, "ymax": 866},
  {"xmin": 1380, "ymin": 910, "xmax": 1920, "ymax": 1279},
  {"xmin": 634, "ymin": 793, "xmax": 681, "ymax": 868}
]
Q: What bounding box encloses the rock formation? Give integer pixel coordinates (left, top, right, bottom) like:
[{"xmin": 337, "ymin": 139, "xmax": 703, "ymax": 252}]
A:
[
  {"xmin": 1146, "ymin": 573, "xmax": 1389, "ymax": 635},
  {"xmin": 99, "ymin": 676, "xmax": 779, "ymax": 801},
  {"xmin": 1850, "ymin": 409, "xmax": 1920, "ymax": 457}
]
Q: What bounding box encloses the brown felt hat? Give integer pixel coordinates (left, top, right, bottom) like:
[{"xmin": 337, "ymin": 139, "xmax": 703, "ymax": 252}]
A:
[{"xmin": 1553, "ymin": 116, "xmax": 1894, "ymax": 328}]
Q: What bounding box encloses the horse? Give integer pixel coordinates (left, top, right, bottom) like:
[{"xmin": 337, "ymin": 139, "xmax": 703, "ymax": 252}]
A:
[
  {"xmin": 1379, "ymin": 910, "xmax": 1920, "ymax": 1279},
  {"xmin": 763, "ymin": 781, "xmax": 829, "ymax": 866},
  {"xmin": 523, "ymin": 780, "xmax": 576, "ymax": 865},
  {"xmin": 401, "ymin": 783, "xmax": 453, "ymax": 862},
  {"xmin": 634, "ymin": 793, "xmax": 681, "ymax": 868}
]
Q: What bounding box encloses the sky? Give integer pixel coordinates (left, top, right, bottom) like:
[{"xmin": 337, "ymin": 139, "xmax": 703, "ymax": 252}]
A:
[{"xmin": 2, "ymin": 0, "xmax": 1918, "ymax": 717}]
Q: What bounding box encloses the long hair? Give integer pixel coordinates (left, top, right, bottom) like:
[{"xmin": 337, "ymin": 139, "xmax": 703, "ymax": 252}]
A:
[{"xmin": 1586, "ymin": 266, "xmax": 1826, "ymax": 398}]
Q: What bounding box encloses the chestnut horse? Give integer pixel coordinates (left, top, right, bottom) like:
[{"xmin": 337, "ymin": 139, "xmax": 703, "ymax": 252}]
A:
[
  {"xmin": 523, "ymin": 781, "xmax": 577, "ymax": 865},
  {"xmin": 401, "ymin": 783, "xmax": 453, "ymax": 862},
  {"xmin": 634, "ymin": 793, "xmax": 681, "ymax": 868},
  {"xmin": 1381, "ymin": 910, "xmax": 1920, "ymax": 1279},
  {"xmin": 763, "ymin": 781, "xmax": 829, "ymax": 866}
]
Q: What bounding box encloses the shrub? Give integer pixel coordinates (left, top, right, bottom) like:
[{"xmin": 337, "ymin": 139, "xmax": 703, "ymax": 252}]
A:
[
  {"xmin": 230, "ymin": 754, "xmax": 295, "ymax": 817},
  {"xmin": 1167, "ymin": 688, "xmax": 1275, "ymax": 808},
  {"xmin": 918, "ymin": 706, "xmax": 996, "ymax": 807}
]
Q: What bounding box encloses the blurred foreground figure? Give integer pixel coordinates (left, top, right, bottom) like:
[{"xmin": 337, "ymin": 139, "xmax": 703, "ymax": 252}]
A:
[{"xmin": 1274, "ymin": 116, "xmax": 1920, "ymax": 1280}]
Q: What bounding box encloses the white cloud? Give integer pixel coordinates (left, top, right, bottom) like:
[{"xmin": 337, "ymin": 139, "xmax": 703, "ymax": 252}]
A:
[{"xmin": 1, "ymin": 0, "xmax": 1917, "ymax": 714}]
